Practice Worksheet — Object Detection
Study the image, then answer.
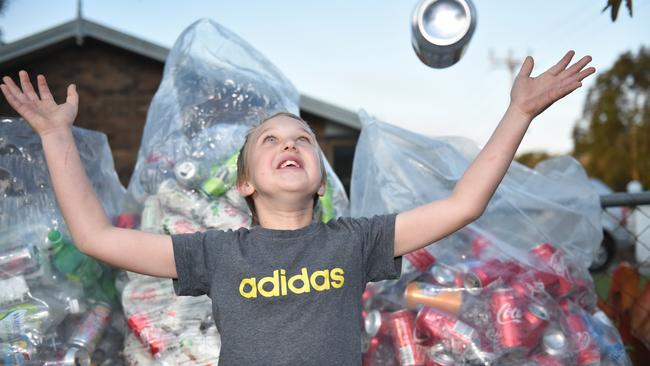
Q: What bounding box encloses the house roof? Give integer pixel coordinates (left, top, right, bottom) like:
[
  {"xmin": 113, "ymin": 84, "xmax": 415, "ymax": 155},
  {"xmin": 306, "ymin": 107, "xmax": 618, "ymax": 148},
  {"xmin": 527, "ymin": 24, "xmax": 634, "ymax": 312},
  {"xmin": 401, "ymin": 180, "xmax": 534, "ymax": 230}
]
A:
[{"xmin": 0, "ymin": 18, "xmax": 361, "ymax": 130}]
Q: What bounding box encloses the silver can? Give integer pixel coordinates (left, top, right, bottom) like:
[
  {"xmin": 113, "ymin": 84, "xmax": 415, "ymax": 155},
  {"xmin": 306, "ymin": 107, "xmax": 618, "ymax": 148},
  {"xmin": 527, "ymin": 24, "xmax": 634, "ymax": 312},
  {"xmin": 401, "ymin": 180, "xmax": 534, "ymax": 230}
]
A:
[
  {"xmin": 174, "ymin": 160, "xmax": 203, "ymax": 189},
  {"xmin": 68, "ymin": 303, "xmax": 111, "ymax": 354},
  {"xmin": 411, "ymin": 0, "xmax": 477, "ymax": 68}
]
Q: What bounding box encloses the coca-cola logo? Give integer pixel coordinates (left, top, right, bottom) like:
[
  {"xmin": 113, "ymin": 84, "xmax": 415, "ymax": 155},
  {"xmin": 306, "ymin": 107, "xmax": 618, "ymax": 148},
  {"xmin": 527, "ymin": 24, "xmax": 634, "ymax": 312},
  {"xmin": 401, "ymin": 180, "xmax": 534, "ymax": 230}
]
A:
[
  {"xmin": 496, "ymin": 303, "xmax": 522, "ymax": 325},
  {"xmin": 576, "ymin": 331, "xmax": 591, "ymax": 351}
]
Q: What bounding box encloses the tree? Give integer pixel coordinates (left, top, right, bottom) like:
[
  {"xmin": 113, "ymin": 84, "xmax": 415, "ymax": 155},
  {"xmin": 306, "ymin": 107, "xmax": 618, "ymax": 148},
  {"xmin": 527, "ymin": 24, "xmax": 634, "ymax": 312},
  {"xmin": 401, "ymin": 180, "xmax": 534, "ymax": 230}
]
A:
[
  {"xmin": 515, "ymin": 151, "xmax": 554, "ymax": 169},
  {"xmin": 572, "ymin": 47, "xmax": 650, "ymax": 191},
  {"xmin": 603, "ymin": 0, "xmax": 633, "ymax": 21}
]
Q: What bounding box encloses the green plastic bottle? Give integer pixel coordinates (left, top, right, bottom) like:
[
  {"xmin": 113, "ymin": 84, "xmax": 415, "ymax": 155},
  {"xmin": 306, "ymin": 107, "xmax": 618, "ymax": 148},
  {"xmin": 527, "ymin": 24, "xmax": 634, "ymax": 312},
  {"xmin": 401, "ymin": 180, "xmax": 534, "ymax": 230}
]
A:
[
  {"xmin": 48, "ymin": 230, "xmax": 103, "ymax": 287},
  {"xmin": 318, "ymin": 179, "xmax": 335, "ymax": 223},
  {"xmin": 200, "ymin": 152, "xmax": 239, "ymax": 198}
]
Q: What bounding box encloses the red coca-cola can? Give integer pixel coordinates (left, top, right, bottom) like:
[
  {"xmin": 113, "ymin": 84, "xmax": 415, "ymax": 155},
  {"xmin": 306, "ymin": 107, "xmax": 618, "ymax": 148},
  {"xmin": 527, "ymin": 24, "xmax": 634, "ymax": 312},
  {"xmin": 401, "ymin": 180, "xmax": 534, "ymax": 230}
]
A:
[
  {"xmin": 414, "ymin": 307, "xmax": 479, "ymax": 355},
  {"xmin": 389, "ymin": 310, "xmax": 426, "ymax": 366},
  {"xmin": 405, "ymin": 248, "xmax": 436, "ymax": 272},
  {"xmin": 464, "ymin": 259, "xmax": 511, "ymax": 293},
  {"xmin": 530, "ymin": 243, "xmax": 569, "ymax": 276},
  {"xmin": 522, "ymin": 302, "xmax": 550, "ymax": 347},
  {"xmin": 563, "ymin": 312, "xmax": 601, "ymax": 366},
  {"xmin": 490, "ymin": 288, "xmax": 526, "ymax": 354}
]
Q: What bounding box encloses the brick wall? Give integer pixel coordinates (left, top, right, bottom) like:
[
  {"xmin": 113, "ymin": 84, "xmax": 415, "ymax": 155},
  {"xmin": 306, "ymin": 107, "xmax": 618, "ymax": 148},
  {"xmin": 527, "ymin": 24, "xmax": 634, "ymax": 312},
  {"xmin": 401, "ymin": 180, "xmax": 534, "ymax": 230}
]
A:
[
  {"xmin": 0, "ymin": 38, "xmax": 357, "ymax": 193},
  {"xmin": 0, "ymin": 38, "xmax": 163, "ymax": 186}
]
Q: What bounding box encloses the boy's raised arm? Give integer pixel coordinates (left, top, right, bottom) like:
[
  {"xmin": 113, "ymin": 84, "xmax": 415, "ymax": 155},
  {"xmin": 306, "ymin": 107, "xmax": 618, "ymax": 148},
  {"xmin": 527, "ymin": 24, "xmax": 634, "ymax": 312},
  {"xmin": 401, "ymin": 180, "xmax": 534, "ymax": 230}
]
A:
[
  {"xmin": 1, "ymin": 71, "xmax": 177, "ymax": 278},
  {"xmin": 394, "ymin": 51, "xmax": 595, "ymax": 257}
]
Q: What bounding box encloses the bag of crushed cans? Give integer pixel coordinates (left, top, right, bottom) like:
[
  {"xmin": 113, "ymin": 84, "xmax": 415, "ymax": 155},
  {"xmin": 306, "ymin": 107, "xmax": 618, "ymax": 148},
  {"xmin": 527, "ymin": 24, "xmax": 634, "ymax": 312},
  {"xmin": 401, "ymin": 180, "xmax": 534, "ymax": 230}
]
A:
[
  {"xmin": 117, "ymin": 19, "xmax": 349, "ymax": 364},
  {"xmin": 0, "ymin": 118, "xmax": 126, "ymax": 365},
  {"xmin": 352, "ymin": 112, "xmax": 632, "ymax": 366}
]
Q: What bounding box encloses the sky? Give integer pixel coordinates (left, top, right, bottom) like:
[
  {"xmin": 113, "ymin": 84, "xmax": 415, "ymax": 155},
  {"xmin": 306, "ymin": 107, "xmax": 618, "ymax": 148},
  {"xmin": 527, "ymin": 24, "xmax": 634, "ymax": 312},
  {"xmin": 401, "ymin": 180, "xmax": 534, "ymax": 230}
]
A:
[{"xmin": 0, "ymin": 0, "xmax": 648, "ymax": 154}]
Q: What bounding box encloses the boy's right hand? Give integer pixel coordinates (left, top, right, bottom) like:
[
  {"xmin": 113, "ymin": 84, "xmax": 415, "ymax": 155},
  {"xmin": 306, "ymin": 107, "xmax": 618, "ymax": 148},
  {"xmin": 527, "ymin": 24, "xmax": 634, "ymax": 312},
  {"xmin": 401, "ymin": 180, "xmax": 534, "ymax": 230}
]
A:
[{"xmin": 1, "ymin": 71, "xmax": 78, "ymax": 136}]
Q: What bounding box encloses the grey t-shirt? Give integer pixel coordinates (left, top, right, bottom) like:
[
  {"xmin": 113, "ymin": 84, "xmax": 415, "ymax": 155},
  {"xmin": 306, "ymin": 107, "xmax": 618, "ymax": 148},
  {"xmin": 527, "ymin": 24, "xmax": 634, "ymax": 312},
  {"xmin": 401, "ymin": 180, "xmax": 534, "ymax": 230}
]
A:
[{"xmin": 172, "ymin": 214, "xmax": 402, "ymax": 365}]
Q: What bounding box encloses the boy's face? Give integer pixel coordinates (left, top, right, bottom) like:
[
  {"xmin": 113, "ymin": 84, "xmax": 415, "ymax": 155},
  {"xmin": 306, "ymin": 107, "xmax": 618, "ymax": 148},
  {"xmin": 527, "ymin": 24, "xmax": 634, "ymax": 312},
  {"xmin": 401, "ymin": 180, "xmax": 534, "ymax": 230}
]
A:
[{"xmin": 238, "ymin": 116, "xmax": 325, "ymax": 202}]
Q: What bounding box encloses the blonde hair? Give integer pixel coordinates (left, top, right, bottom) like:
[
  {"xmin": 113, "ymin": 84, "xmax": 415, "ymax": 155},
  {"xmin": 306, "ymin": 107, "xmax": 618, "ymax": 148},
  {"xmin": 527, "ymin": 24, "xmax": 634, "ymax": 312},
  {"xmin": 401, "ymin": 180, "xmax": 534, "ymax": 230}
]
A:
[{"xmin": 236, "ymin": 112, "xmax": 326, "ymax": 225}]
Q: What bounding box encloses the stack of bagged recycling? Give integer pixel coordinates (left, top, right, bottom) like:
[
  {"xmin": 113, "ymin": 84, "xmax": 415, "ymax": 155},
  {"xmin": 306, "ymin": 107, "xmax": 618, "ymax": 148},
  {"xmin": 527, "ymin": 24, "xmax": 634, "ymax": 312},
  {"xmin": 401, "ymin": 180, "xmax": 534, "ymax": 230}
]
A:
[
  {"xmin": 118, "ymin": 19, "xmax": 348, "ymax": 365},
  {"xmin": 0, "ymin": 119, "xmax": 126, "ymax": 365},
  {"xmin": 352, "ymin": 113, "xmax": 632, "ymax": 366}
]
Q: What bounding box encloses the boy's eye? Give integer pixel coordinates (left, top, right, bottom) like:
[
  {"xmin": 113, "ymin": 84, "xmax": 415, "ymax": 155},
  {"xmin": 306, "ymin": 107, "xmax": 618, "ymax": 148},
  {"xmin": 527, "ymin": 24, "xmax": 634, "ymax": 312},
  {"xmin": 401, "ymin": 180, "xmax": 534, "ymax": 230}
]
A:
[
  {"xmin": 298, "ymin": 136, "xmax": 310, "ymax": 143},
  {"xmin": 263, "ymin": 135, "xmax": 276, "ymax": 143}
]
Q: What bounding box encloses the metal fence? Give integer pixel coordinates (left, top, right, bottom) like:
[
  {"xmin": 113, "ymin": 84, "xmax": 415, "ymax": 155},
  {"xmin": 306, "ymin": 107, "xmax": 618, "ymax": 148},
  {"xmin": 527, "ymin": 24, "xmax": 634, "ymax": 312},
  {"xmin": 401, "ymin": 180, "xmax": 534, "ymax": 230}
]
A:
[
  {"xmin": 599, "ymin": 191, "xmax": 650, "ymax": 271},
  {"xmin": 596, "ymin": 191, "xmax": 650, "ymax": 358}
]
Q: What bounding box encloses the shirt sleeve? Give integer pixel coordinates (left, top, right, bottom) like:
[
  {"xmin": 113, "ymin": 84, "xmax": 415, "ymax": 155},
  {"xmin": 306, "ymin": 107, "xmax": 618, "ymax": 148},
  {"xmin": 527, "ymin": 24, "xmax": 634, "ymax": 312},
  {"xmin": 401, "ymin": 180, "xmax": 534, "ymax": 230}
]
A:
[
  {"xmin": 171, "ymin": 230, "xmax": 230, "ymax": 296},
  {"xmin": 356, "ymin": 214, "xmax": 402, "ymax": 283}
]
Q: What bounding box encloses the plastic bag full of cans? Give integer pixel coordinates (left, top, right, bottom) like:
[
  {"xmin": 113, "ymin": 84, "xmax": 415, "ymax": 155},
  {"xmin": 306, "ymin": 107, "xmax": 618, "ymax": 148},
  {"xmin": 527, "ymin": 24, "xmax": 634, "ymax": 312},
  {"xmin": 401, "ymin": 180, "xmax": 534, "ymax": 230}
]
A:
[
  {"xmin": 117, "ymin": 19, "xmax": 349, "ymax": 364},
  {"xmin": 0, "ymin": 118, "xmax": 127, "ymax": 365},
  {"xmin": 351, "ymin": 114, "xmax": 631, "ymax": 365}
]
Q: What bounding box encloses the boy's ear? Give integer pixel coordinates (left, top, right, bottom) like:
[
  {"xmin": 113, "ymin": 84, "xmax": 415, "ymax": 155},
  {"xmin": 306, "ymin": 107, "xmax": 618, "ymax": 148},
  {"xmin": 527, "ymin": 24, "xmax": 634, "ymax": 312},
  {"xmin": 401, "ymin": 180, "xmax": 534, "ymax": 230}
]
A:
[
  {"xmin": 237, "ymin": 181, "xmax": 255, "ymax": 197},
  {"xmin": 317, "ymin": 180, "xmax": 326, "ymax": 197}
]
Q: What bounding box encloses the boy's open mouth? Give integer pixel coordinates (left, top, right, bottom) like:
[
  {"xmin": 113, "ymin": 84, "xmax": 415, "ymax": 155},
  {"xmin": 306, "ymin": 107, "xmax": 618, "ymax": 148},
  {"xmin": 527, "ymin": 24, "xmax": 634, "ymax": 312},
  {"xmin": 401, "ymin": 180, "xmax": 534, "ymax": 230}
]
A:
[{"xmin": 277, "ymin": 158, "xmax": 302, "ymax": 169}]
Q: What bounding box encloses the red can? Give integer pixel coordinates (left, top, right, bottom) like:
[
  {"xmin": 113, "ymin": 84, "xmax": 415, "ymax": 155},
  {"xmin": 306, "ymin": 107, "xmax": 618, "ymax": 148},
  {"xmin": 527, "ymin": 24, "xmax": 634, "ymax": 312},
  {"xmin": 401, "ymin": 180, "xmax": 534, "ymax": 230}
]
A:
[
  {"xmin": 389, "ymin": 310, "xmax": 426, "ymax": 366},
  {"xmin": 530, "ymin": 243, "xmax": 569, "ymax": 276},
  {"xmin": 405, "ymin": 248, "xmax": 436, "ymax": 272},
  {"xmin": 490, "ymin": 288, "xmax": 526, "ymax": 353},
  {"xmin": 414, "ymin": 307, "xmax": 479, "ymax": 355},
  {"xmin": 563, "ymin": 312, "xmax": 601, "ymax": 366},
  {"xmin": 522, "ymin": 302, "xmax": 550, "ymax": 347},
  {"xmin": 464, "ymin": 259, "xmax": 519, "ymax": 293}
]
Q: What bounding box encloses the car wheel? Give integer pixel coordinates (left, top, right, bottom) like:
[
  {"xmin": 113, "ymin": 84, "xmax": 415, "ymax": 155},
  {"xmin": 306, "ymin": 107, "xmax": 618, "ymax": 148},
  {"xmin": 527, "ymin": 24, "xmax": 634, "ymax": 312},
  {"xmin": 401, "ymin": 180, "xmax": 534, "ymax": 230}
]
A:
[{"xmin": 590, "ymin": 232, "xmax": 615, "ymax": 272}]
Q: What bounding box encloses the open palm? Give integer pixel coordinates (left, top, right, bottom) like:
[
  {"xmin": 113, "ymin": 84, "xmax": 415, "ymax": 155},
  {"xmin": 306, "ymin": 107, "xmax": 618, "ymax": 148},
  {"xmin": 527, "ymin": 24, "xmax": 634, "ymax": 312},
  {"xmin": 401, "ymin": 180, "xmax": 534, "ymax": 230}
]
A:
[
  {"xmin": 1, "ymin": 71, "xmax": 78, "ymax": 136},
  {"xmin": 510, "ymin": 51, "xmax": 595, "ymax": 119}
]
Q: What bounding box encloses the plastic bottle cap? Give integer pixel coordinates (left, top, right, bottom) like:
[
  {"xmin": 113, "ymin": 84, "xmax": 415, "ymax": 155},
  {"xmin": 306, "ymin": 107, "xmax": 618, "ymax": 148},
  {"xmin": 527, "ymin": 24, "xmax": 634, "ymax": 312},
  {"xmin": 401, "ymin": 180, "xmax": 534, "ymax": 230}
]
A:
[
  {"xmin": 48, "ymin": 229, "xmax": 62, "ymax": 243},
  {"xmin": 0, "ymin": 276, "xmax": 29, "ymax": 303}
]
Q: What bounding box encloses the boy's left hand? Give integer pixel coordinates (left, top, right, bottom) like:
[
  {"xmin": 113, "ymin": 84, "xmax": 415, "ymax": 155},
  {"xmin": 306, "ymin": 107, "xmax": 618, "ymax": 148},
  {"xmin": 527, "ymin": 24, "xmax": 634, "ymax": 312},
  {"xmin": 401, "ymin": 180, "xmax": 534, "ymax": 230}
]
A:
[{"xmin": 510, "ymin": 50, "xmax": 595, "ymax": 120}]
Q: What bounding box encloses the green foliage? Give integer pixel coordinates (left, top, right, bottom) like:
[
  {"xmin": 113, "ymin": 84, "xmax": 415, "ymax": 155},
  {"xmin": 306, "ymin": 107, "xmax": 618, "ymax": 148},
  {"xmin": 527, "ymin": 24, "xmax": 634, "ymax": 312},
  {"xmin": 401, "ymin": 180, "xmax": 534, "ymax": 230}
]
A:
[
  {"xmin": 572, "ymin": 47, "xmax": 650, "ymax": 191},
  {"xmin": 603, "ymin": 0, "xmax": 633, "ymax": 21}
]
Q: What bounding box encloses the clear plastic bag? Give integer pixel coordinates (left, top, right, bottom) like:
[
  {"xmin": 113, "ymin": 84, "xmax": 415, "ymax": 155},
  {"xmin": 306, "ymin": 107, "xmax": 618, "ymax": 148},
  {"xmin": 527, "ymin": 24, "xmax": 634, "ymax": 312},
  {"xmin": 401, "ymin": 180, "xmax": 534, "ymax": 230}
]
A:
[
  {"xmin": 0, "ymin": 118, "xmax": 126, "ymax": 364},
  {"xmin": 119, "ymin": 19, "xmax": 350, "ymax": 363},
  {"xmin": 352, "ymin": 113, "xmax": 631, "ymax": 365}
]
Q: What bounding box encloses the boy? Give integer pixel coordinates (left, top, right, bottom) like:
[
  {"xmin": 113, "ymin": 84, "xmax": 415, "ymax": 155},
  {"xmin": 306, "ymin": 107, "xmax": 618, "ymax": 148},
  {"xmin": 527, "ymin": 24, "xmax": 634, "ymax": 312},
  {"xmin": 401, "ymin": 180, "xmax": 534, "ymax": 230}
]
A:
[{"xmin": 1, "ymin": 50, "xmax": 594, "ymax": 365}]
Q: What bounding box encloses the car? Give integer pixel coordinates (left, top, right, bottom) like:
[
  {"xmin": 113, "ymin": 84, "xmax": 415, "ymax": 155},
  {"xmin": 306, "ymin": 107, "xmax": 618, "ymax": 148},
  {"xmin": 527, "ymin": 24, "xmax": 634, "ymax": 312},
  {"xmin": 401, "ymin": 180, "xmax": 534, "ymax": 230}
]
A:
[{"xmin": 589, "ymin": 178, "xmax": 636, "ymax": 272}]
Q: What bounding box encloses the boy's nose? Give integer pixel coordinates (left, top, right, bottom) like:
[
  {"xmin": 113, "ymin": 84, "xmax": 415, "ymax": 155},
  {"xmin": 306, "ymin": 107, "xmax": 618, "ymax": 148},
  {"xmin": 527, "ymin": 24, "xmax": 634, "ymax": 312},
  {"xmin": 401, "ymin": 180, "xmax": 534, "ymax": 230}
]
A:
[{"xmin": 283, "ymin": 140, "xmax": 297, "ymax": 151}]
